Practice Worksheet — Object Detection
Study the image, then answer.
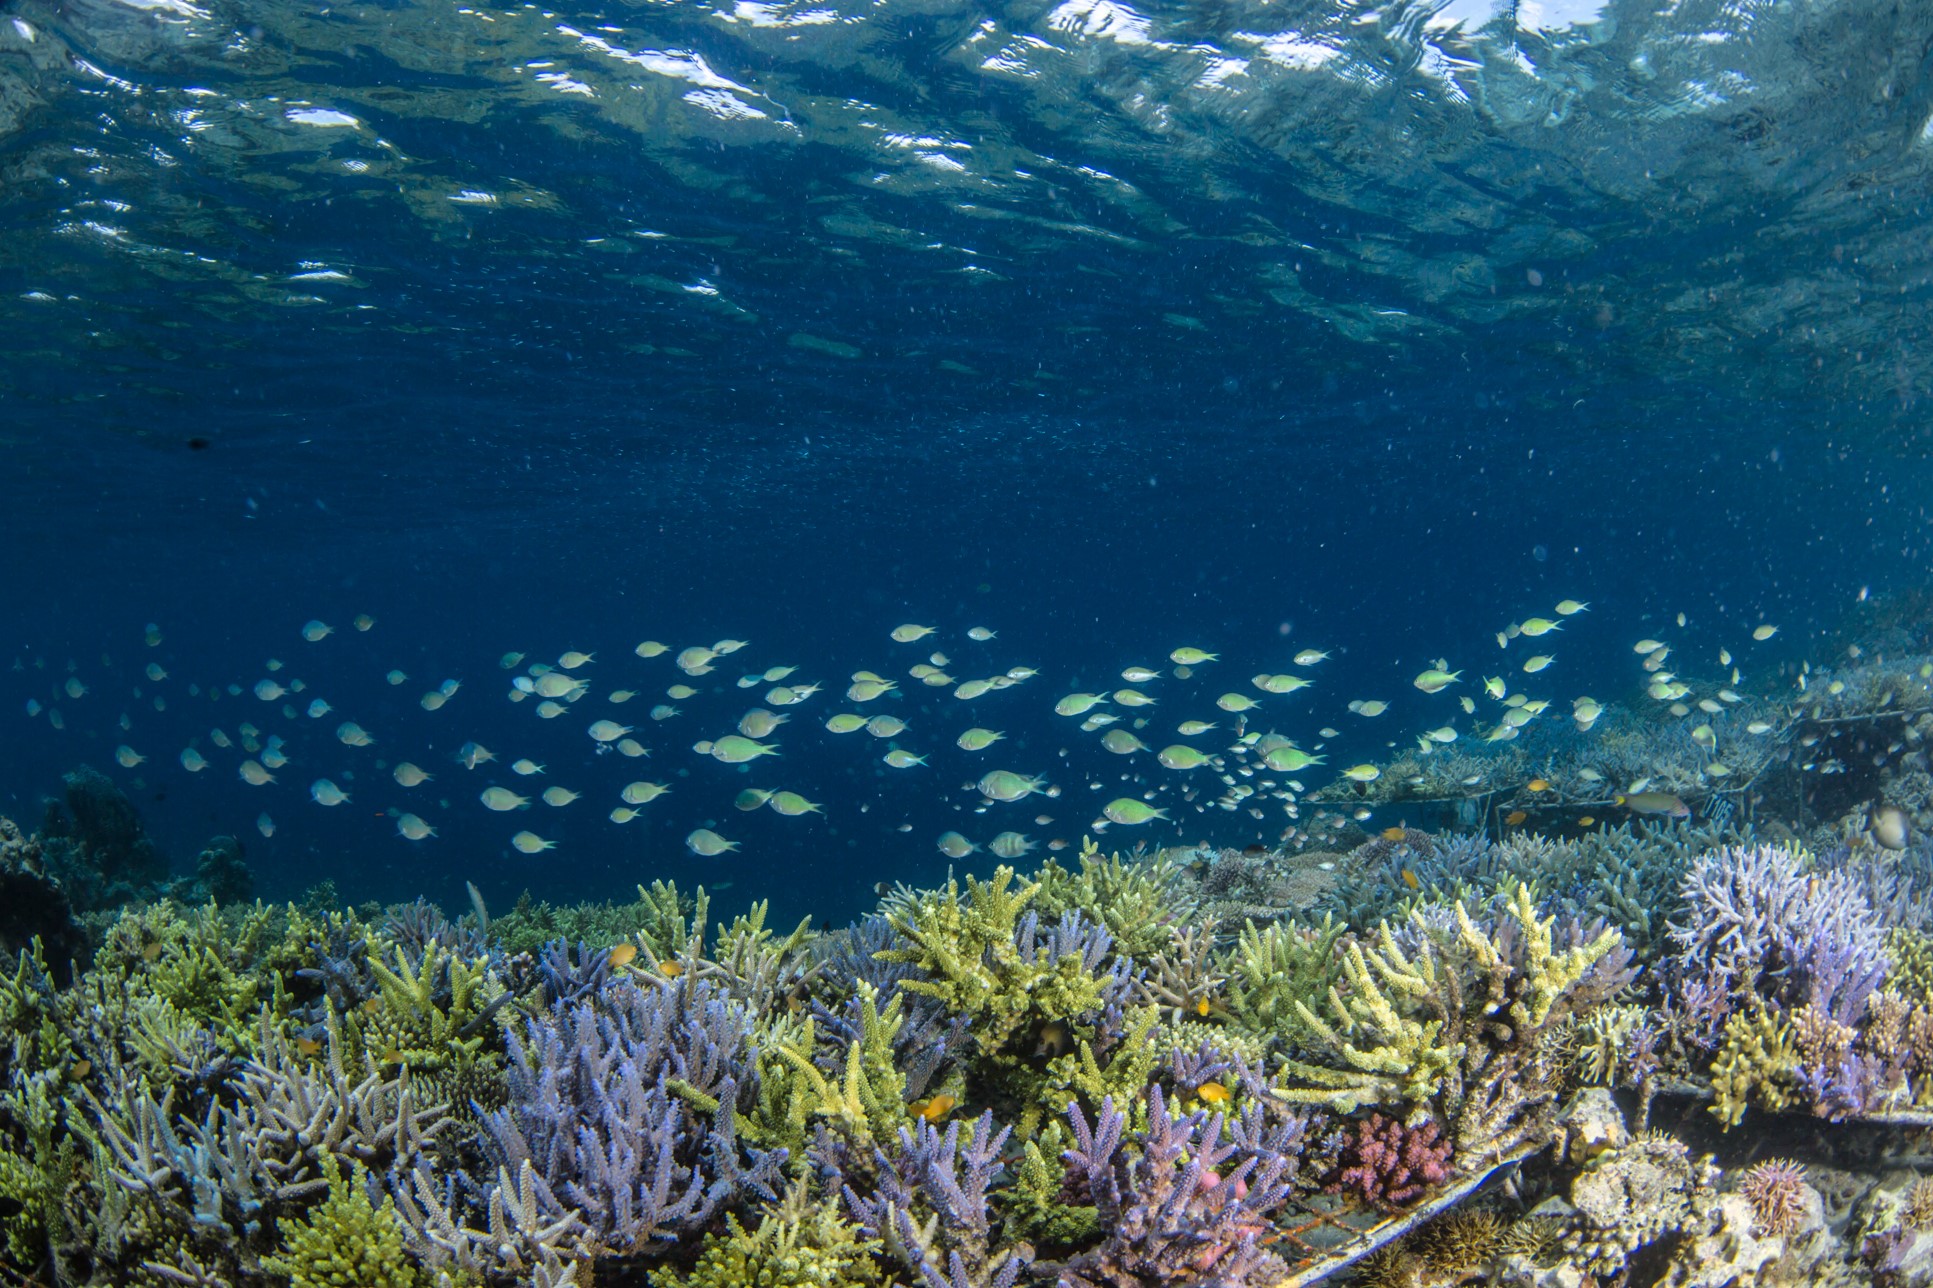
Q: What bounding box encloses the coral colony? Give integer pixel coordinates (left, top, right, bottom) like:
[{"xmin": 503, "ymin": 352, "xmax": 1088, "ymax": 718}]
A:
[{"xmin": 12, "ymin": 699, "xmax": 1933, "ymax": 1288}]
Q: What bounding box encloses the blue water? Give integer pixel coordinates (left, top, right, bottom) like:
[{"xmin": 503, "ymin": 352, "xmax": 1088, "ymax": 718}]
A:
[{"xmin": 3, "ymin": 0, "xmax": 1931, "ymax": 928}]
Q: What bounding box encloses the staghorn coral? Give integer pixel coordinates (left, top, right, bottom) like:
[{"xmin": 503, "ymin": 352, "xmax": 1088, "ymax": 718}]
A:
[
  {"xmin": 876, "ymin": 872, "xmax": 1141, "ymax": 1131},
  {"xmin": 1709, "ymin": 999, "xmax": 1800, "ymax": 1129},
  {"xmin": 765, "ymin": 982, "xmax": 910, "ymax": 1159},
  {"xmin": 1058, "ymin": 1087, "xmax": 1294, "ymax": 1288},
  {"xmin": 1134, "ymin": 920, "xmax": 1223, "ymax": 1023},
  {"xmin": 649, "ymin": 1183, "xmax": 884, "ymax": 1288},
  {"xmin": 80, "ymin": 1009, "xmax": 452, "ymax": 1284},
  {"xmin": 1219, "ymin": 914, "xmax": 1345, "ymax": 1048},
  {"xmin": 390, "ymin": 1155, "xmax": 589, "ymax": 1284},
  {"xmin": 1328, "ymin": 1112, "xmax": 1452, "ymax": 1211},
  {"xmin": 1030, "ymin": 842, "xmax": 1193, "ymax": 960},
  {"xmin": 483, "ymin": 971, "xmax": 785, "ymax": 1259},
  {"xmin": 260, "ymin": 1156, "xmax": 421, "ymax": 1288},
  {"xmin": 1672, "ymin": 843, "xmax": 1891, "ymax": 1025},
  {"xmin": 1275, "ymin": 883, "xmax": 1631, "ymax": 1165},
  {"xmin": 1737, "ymin": 1158, "xmax": 1810, "ymax": 1237},
  {"xmin": 841, "ymin": 1111, "xmax": 1028, "ymax": 1288},
  {"xmin": 489, "ymin": 880, "xmax": 702, "ymax": 958}
]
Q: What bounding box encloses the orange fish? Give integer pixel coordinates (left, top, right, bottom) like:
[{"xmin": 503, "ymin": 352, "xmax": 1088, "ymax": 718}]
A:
[
  {"xmin": 69, "ymin": 1060, "xmax": 91, "ymax": 1080},
  {"xmin": 660, "ymin": 960, "xmax": 686, "ymax": 978},
  {"xmin": 608, "ymin": 943, "xmax": 638, "ymax": 969},
  {"xmin": 1381, "ymin": 826, "xmax": 1408, "ymax": 842},
  {"xmin": 142, "ymin": 942, "xmax": 163, "ymax": 963},
  {"xmin": 1577, "ymin": 816, "xmax": 1596, "ymax": 827},
  {"xmin": 1505, "ymin": 810, "xmax": 1528, "ymax": 825},
  {"xmin": 1401, "ymin": 868, "xmax": 1420, "ymax": 891},
  {"xmin": 294, "ymin": 1037, "xmax": 324, "ymax": 1057},
  {"xmin": 363, "ymin": 997, "xmax": 383, "ymax": 1014},
  {"xmin": 1527, "ymin": 779, "xmax": 1550, "ymax": 793},
  {"xmin": 1195, "ymin": 996, "xmax": 1212, "ymax": 1017},
  {"xmin": 910, "ymin": 1094, "xmax": 956, "ymax": 1122},
  {"xmin": 1195, "ymin": 1081, "xmax": 1230, "ymax": 1105}
]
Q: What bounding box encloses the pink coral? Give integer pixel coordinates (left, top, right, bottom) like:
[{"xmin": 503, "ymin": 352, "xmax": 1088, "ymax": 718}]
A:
[{"xmin": 1329, "ymin": 1113, "xmax": 1453, "ymax": 1211}]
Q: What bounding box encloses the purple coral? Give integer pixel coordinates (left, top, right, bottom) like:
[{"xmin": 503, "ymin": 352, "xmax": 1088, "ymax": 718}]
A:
[
  {"xmin": 1672, "ymin": 845, "xmax": 1890, "ymax": 1025},
  {"xmin": 844, "ymin": 1111, "xmax": 1026, "ymax": 1288},
  {"xmin": 482, "ymin": 973, "xmax": 784, "ymax": 1257},
  {"xmin": 1058, "ymin": 1087, "xmax": 1295, "ymax": 1287},
  {"xmin": 1328, "ymin": 1113, "xmax": 1453, "ymax": 1211}
]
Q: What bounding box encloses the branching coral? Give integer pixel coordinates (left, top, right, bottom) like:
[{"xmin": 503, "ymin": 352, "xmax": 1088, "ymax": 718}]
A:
[
  {"xmin": 483, "ymin": 972, "xmax": 785, "ymax": 1259},
  {"xmin": 1708, "ymin": 999, "xmax": 1799, "ymax": 1128},
  {"xmin": 1057, "ymin": 1087, "xmax": 1295, "ymax": 1287},
  {"xmin": 650, "ymin": 1183, "xmax": 884, "ymax": 1288},
  {"xmin": 842, "ymin": 1111, "xmax": 1027, "ymax": 1288},
  {"xmin": 1671, "ymin": 844, "xmax": 1890, "ymax": 1025},
  {"xmin": 1030, "ymin": 842, "xmax": 1193, "ymax": 960},
  {"xmin": 1328, "ymin": 1112, "xmax": 1452, "ymax": 1210},
  {"xmin": 1220, "ymin": 914, "xmax": 1345, "ymax": 1047},
  {"xmin": 261, "ymin": 1155, "xmax": 421, "ymax": 1288},
  {"xmin": 1275, "ymin": 883, "xmax": 1630, "ymax": 1166}
]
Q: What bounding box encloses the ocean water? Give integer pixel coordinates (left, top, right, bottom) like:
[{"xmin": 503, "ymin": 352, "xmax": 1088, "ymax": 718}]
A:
[{"xmin": 2, "ymin": 0, "xmax": 1931, "ymax": 929}]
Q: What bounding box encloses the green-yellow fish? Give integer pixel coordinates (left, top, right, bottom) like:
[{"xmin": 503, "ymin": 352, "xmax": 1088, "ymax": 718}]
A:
[
  {"xmin": 709, "ymin": 735, "xmax": 778, "ymax": 764},
  {"xmin": 1158, "ymin": 745, "xmax": 1211, "ymax": 770},
  {"xmin": 979, "ymin": 770, "xmax": 1046, "ymax": 802},
  {"xmin": 686, "ymin": 828, "xmax": 739, "ymax": 856},
  {"xmin": 1103, "ymin": 798, "xmax": 1168, "ymax": 824},
  {"xmin": 769, "ymin": 790, "xmax": 822, "ymax": 816}
]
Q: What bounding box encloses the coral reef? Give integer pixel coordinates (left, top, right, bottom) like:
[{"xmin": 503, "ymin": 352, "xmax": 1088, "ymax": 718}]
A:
[{"xmin": 13, "ymin": 763, "xmax": 1933, "ymax": 1288}]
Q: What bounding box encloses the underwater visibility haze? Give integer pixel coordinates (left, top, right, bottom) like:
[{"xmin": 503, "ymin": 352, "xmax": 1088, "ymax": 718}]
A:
[{"xmin": 5, "ymin": 0, "xmax": 1933, "ymax": 1283}]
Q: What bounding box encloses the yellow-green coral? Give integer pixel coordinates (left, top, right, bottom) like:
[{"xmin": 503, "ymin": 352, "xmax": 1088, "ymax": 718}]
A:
[
  {"xmin": 764, "ymin": 984, "xmax": 908, "ymax": 1155},
  {"xmin": 1040, "ymin": 1005, "xmax": 1160, "ymax": 1120},
  {"xmin": 651, "ymin": 1185, "xmax": 883, "ymax": 1288},
  {"xmin": 880, "ymin": 867, "xmax": 1107, "ymax": 1053},
  {"xmin": 340, "ymin": 940, "xmax": 500, "ymax": 1074},
  {"xmin": 1008, "ymin": 1137, "xmax": 1099, "ymax": 1247},
  {"xmin": 490, "ymin": 878, "xmax": 706, "ymax": 957},
  {"xmin": 1274, "ymin": 886, "xmax": 1626, "ymax": 1122},
  {"xmin": 0, "ymin": 1070, "xmax": 79, "ymax": 1267},
  {"xmin": 1889, "ymin": 927, "xmax": 1933, "ymax": 1003},
  {"xmin": 1031, "ymin": 841, "xmax": 1188, "ymax": 959},
  {"xmin": 1221, "ymin": 914, "xmax": 1346, "ymax": 1045},
  {"xmin": 1455, "ymin": 884, "xmax": 1622, "ymax": 1032},
  {"xmin": 1709, "ymin": 999, "xmax": 1798, "ymax": 1129},
  {"xmin": 261, "ymin": 1156, "xmax": 422, "ymax": 1288},
  {"xmin": 1573, "ymin": 1004, "xmax": 1645, "ymax": 1086},
  {"xmin": 1275, "ymin": 921, "xmax": 1465, "ymax": 1115}
]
